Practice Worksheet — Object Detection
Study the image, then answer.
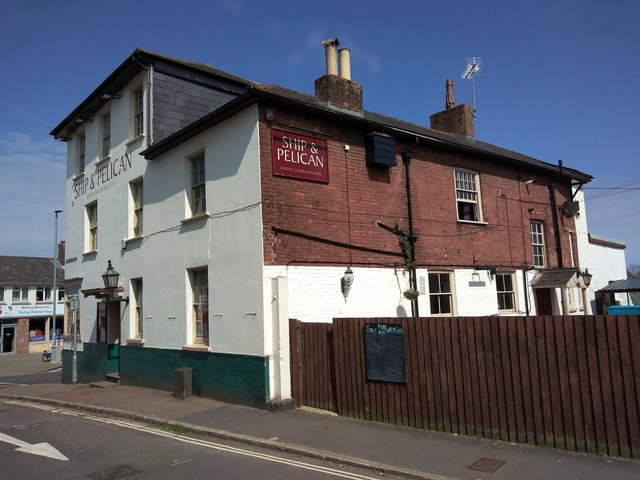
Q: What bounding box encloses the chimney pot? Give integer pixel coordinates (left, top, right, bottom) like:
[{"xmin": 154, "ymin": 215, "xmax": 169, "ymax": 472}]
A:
[
  {"xmin": 321, "ymin": 38, "xmax": 339, "ymax": 76},
  {"xmin": 338, "ymin": 48, "xmax": 351, "ymax": 80},
  {"xmin": 445, "ymin": 79, "xmax": 455, "ymax": 109}
]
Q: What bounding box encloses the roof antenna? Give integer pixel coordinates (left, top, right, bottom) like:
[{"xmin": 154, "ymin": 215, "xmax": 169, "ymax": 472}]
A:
[{"xmin": 461, "ymin": 57, "xmax": 482, "ymax": 120}]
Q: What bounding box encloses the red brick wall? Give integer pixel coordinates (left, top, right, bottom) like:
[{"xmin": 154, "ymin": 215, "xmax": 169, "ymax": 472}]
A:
[
  {"xmin": 259, "ymin": 106, "xmax": 577, "ymax": 270},
  {"xmin": 16, "ymin": 318, "xmax": 29, "ymax": 354}
]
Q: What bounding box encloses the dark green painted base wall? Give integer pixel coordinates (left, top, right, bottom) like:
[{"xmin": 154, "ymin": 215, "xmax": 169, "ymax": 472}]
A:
[
  {"xmin": 62, "ymin": 343, "xmax": 270, "ymax": 408},
  {"xmin": 120, "ymin": 346, "xmax": 270, "ymax": 408}
]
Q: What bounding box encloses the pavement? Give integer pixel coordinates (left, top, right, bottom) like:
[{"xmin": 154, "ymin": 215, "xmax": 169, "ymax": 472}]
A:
[{"xmin": 1, "ymin": 353, "xmax": 638, "ymax": 480}]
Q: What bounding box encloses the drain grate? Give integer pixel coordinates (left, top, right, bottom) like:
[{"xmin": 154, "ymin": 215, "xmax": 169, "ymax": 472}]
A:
[
  {"xmin": 468, "ymin": 457, "xmax": 506, "ymax": 473},
  {"xmin": 88, "ymin": 465, "xmax": 142, "ymax": 480}
]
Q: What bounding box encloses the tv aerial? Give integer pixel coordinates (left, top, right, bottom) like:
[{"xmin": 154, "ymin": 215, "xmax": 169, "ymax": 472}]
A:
[{"xmin": 461, "ymin": 57, "xmax": 482, "ymax": 119}]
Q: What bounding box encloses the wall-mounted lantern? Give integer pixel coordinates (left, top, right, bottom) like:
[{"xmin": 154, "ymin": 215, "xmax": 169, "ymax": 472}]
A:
[
  {"xmin": 101, "ymin": 260, "xmax": 129, "ymax": 303},
  {"xmin": 579, "ymin": 268, "xmax": 592, "ymax": 288},
  {"xmin": 341, "ymin": 267, "xmax": 354, "ymax": 300}
]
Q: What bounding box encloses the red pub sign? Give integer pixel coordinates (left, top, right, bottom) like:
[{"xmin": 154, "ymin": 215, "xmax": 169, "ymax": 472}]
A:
[{"xmin": 271, "ymin": 128, "xmax": 329, "ymax": 183}]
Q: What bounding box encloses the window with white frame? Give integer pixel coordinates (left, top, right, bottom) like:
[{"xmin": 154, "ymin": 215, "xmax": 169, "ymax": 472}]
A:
[
  {"xmin": 530, "ymin": 221, "xmax": 546, "ymax": 268},
  {"xmin": 132, "ymin": 278, "xmax": 143, "ymax": 339},
  {"xmin": 190, "ymin": 153, "xmax": 206, "ymax": 216},
  {"xmin": 496, "ymin": 273, "xmax": 516, "ymax": 312},
  {"xmin": 56, "ymin": 287, "xmax": 64, "ymax": 301},
  {"xmin": 101, "ymin": 111, "xmax": 111, "ymax": 159},
  {"xmin": 76, "ymin": 132, "xmax": 86, "ymax": 175},
  {"xmin": 36, "ymin": 287, "xmax": 52, "ymax": 302},
  {"xmin": 428, "ymin": 272, "xmax": 454, "ymax": 315},
  {"xmin": 454, "ymin": 169, "xmax": 483, "ymax": 222},
  {"xmin": 12, "ymin": 287, "xmax": 28, "ymax": 302},
  {"xmin": 133, "ymin": 86, "xmax": 144, "ymax": 138},
  {"xmin": 191, "ymin": 268, "xmax": 209, "ymax": 345},
  {"xmin": 567, "ymin": 287, "xmax": 584, "ymax": 313},
  {"xmin": 86, "ymin": 202, "xmax": 98, "ymax": 252},
  {"xmin": 130, "ymin": 179, "xmax": 143, "ymax": 237}
]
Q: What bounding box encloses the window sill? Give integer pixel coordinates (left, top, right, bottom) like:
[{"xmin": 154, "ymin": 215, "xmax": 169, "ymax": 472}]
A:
[
  {"xmin": 122, "ymin": 236, "xmax": 143, "ymax": 249},
  {"xmin": 12, "ymin": 302, "xmax": 29, "ymax": 305},
  {"xmin": 83, "ymin": 250, "xmax": 98, "ymax": 258},
  {"xmin": 126, "ymin": 338, "xmax": 144, "ymax": 346},
  {"xmin": 457, "ymin": 219, "xmax": 488, "ymax": 226},
  {"xmin": 126, "ymin": 134, "xmax": 145, "ymax": 147},
  {"xmin": 182, "ymin": 343, "xmax": 210, "ymax": 353},
  {"xmin": 72, "ymin": 172, "xmax": 85, "ymax": 181},
  {"xmin": 96, "ymin": 155, "xmax": 111, "ymax": 166},
  {"xmin": 180, "ymin": 212, "xmax": 210, "ymax": 225}
]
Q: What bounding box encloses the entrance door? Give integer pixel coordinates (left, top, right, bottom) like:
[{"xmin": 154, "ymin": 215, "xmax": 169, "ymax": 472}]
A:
[
  {"xmin": 534, "ymin": 288, "xmax": 554, "ymax": 315},
  {"xmin": 1, "ymin": 325, "xmax": 16, "ymax": 354}
]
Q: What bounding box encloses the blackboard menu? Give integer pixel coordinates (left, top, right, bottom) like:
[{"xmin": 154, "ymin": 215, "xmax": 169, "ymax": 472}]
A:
[{"xmin": 364, "ymin": 323, "xmax": 406, "ymax": 383}]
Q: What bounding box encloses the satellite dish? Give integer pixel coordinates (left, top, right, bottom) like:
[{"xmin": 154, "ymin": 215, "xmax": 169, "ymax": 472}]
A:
[{"xmin": 561, "ymin": 200, "xmax": 580, "ymax": 218}]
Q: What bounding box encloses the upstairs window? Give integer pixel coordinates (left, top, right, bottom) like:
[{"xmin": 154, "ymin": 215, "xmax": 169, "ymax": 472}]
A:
[
  {"xmin": 36, "ymin": 287, "xmax": 52, "ymax": 302},
  {"xmin": 133, "ymin": 86, "xmax": 144, "ymax": 138},
  {"xmin": 12, "ymin": 287, "xmax": 29, "ymax": 302},
  {"xmin": 190, "ymin": 153, "xmax": 206, "ymax": 216},
  {"xmin": 454, "ymin": 169, "xmax": 483, "ymax": 222},
  {"xmin": 86, "ymin": 202, "xmax": 98, "ymax": 252},
  {"xmin": 0, "ymin": 287, "xmax": 4, "ymax": 302},
  {"xmin": 76, "ymin": 132, "xmax": 86, "ymax": 175},
  {"xmin": 131, "ymin": 179, "xmax": 143, "ymax": 237},
  {"xmin": 101, "ymin": 111, "xmax": 111, "ymax": 159},
  {"xmin": 531, "ymin": 221, "xmax": 546, "ymax": 268}
]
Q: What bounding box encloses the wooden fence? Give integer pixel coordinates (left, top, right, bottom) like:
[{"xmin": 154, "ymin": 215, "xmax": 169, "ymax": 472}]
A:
[{"xmin": 289, "ymin": 315, "xmax": 640, "ymax": 458}]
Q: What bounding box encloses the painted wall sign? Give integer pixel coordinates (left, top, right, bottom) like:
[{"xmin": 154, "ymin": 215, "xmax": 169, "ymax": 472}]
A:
[
  {"xmin": 271, "ymin": 128, "xmax": 329, "ymax": 183},
  {"xmin": 72, "ymin": 153, "xmax": 133, "ymax": 200}
]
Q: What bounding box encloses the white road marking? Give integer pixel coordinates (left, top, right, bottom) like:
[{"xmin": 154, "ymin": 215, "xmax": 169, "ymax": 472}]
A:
[
  {"xmin": 0, "ymin": 432, "xmax": 68, "ymax": 461},
  {"xmin": 4, "ymin": 400, "xmax": 381, "ymax": 479}
]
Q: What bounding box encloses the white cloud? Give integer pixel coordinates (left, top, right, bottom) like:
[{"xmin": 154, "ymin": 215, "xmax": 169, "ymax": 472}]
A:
[{"xmin": 0, "ymin": 132, "xmax": 66, "ymax": 257}]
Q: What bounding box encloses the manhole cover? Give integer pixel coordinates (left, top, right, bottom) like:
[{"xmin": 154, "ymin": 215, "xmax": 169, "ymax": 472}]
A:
[
  {"xmin": 468, "ymin": 457, "xmax": 506, "ymax": 473},
  {"xmin": 88, "ymin": 465, "xmax": 142, "ymax": 480}
]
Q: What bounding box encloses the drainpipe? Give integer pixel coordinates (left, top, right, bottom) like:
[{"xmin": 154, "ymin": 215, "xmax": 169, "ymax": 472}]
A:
[
  {"xmin": 401, "ymin": 150, "xmax": 419, "ymax": 317},
  {"xmin": 548, "ymin": 160, "xmax": 564, "ymax": 268}
]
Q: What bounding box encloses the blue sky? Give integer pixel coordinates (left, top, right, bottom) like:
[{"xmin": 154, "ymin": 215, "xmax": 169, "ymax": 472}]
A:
[{"xmin": 1, "ymin": 0, "xmax": 638, "ymax": 267}]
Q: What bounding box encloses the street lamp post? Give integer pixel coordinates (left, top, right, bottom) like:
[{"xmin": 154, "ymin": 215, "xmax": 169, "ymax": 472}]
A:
[{"xmin": 51, "ymin": 209, "xmax": 63, "ymax": 363}]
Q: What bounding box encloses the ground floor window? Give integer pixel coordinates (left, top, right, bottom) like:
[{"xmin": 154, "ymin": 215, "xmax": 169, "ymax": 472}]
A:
[
  {"xmin": 191, "ymin": 269, "xmax": 209, "ymax": 345},
  {"xmin": 428, "ymin": 272, "xmax": 454, "ymax": 315},
  {"xmin": 496, "ymin": 273, "xmax": 516, "ymax": 312}
]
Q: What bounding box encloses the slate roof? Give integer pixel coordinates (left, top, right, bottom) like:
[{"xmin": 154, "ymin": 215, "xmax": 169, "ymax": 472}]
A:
[
  {"xmin": 530, "ymin": 268, "xmax": 582, "ymax": 288},
  {"xmin": 599, "ymin": 279, "xmax": 640, "ymax": 293},
  {"xmin": 50, "ymin": 48, "xmax": 255, "ymax": 141},
  {"xmin": 143, "ymin": 82, "xmax": 592, "ymax": 183},
  {"xmin": 0, "ymin": 256, "xmax": 64, "ymax": 286}
]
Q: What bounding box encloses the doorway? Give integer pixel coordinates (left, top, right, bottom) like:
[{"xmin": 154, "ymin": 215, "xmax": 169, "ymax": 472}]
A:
[
  {"xmin": 1, "ymin": 324, "xmax": 16, "ymax": 354},
  {"xmin": 534, "ymin": 288, "xmax": 554, "ymax": 315}
]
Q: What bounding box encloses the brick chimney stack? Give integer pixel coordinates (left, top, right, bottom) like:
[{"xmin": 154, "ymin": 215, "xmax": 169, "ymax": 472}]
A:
[
  {"xmin": 57, "ymin": 240, "xmax": 65, "ymax": 265},
  {"xmin": 430, "ymin": 79, "xmax": 474, "ymax": 137},
  {"xmin": 314, "ymin": 38, "xmax": 363, "ymax": 112}
]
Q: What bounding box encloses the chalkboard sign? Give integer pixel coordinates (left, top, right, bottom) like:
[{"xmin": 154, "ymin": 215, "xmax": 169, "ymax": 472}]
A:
[{"xmin": 364, "ymin": 323, "xmax": 406, "ymax": 383}]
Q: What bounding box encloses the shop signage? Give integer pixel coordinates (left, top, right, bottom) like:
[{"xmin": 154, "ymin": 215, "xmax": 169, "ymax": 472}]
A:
[
  {"xmin": 271, "ymin": 128, "xmax": 328, "ymax": 183},
  {"xmin": 0, "ymin": 304, "xmax": 55, "ymax": 317}
]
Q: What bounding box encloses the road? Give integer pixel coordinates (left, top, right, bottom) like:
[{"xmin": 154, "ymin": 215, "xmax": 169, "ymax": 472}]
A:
[{"xmin": 0, "ymin": 400, "xmax": 402, "ymax": 480}]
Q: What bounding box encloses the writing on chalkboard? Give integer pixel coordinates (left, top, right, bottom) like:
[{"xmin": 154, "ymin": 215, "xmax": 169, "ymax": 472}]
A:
[{"xmin": 364, "ymin": 323, "xmax": 406, "ymax": 383}]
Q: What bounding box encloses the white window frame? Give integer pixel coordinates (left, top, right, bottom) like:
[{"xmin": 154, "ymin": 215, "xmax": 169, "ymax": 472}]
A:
[
  {"xmin": 190, "ymin": 268, "xmax": 209, "ymax": 345},
  {"xmin": 130, "ymin": 178, "xmax": 143, "ymax": 237},
  {"xmin": 36, "ymin": 287, "xmax": 52, "ymax": 302},
  {"xmin": 189, "ymin": 152, "xmax": 206, "ymax": 216},
  {"xmin": 531, "ymin": 221, "xmax": 546, "ymax": 268},
  {"xmin": 101, "ymin": 111, "xmax": 111, "ymax": 160},
  {"xmin": 131, "ymin": 278, "xmax": 143, "ymax": 339},
  {"xmin": 76, "ymin": 131, "xmax": 86, "ymax": 176},
  {"xmin": 428, "ymin": 272, "xmax": 455, "ymax": 316},
  {"xmin": 496, "ymin": 272, "xmax": 517, "ymax": 313},
  {"xmin": 454, "ymin": 169, "xmax": 483, "ymax": 223},
  {"xmin": 12, "ymin": 287, "xmax": 29, "ymax": 302},
  {"xmin": 132, "ymin": 85, "xmax": 144, "ymax": 138},
  {"xmin": 86, "ymin": 201, "xmax": 98, "ymax": 252}
]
